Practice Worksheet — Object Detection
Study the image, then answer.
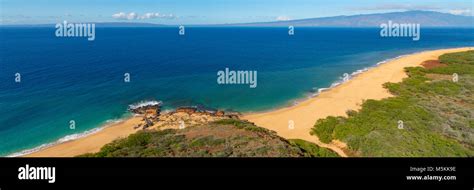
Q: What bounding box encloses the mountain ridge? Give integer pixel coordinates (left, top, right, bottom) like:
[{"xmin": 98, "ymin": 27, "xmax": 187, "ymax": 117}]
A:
[
  {"xmin": 2, "ymin": 11, "xmax": 472, "ymax": 27},
  {"xmin": 229, "ymin": 10, "xmax": 473, "ymax": 27}
]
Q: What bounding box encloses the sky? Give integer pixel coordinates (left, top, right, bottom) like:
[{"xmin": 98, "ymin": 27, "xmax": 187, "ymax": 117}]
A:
[{"xmin": 1, "ymin": 0, "xmax": 473, "ymax": 25}]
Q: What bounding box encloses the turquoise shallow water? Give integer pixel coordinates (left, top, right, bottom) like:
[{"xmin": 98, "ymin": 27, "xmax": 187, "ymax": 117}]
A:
[{"xmin": 0, "ymin": 27, "xmax": 473, "ymax": 156}]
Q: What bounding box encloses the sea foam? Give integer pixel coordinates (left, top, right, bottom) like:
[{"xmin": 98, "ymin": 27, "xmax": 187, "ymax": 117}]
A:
[{"xmin": 128, "ymin": 100, "xmax": 162, "ymax": 110}]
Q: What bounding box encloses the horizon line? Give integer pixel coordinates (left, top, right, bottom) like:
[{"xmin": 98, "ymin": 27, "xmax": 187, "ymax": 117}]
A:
[{"xmin": 1, "ymin": 10, "xmax": 472, "ymax": 26}]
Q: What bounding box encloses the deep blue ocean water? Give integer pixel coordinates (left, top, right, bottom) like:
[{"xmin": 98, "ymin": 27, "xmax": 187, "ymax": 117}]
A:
[{"xmin": 0, "ymin": 27, "xmax": 473, "ymax": 156}]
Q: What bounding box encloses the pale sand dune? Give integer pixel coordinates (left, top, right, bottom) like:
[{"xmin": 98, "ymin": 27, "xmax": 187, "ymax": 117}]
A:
[
  {"xmin": 25, "ymin": 47, "xmax": 472, "ymax": 157},
  {"xmin": 243, "ymin": 47, "xmax": 473, "ymax": 157}
]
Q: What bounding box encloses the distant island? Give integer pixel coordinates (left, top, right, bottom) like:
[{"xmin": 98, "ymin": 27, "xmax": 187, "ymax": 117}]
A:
[
  {"xmin": 228, "ymin": 10, "xmax": 474, "ymax": 27},
  {"xmin": 3, "ymin": 11, "xmax": 473, "ymax": 27}
]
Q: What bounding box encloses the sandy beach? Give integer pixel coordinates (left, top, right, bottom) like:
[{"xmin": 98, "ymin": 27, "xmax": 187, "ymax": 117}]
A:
[
  {"xmin": 25, "ymin": 116, "xmax": 144, "ymax": 157},
  {"xmin": 25, "ymin": 47, "xmax": 472, "ymax": 157},
  {"xmin": 24, "ymin": 111, "xmax": 223, "ymax": 157}
]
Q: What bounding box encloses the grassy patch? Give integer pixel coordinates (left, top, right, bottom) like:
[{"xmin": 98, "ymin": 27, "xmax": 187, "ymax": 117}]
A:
[{"xmin": 79, "ymin": 118, "xmax": 336, "ymax": 157}]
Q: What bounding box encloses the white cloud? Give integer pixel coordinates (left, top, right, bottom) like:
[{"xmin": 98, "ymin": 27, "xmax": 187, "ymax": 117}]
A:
[
  {"xmin": 448, "ymin": 9, "xmax": 472, "ymax": 16},
  {"xmin": 139, "ymin": 13, "xmax": 175, "ymax": 19},
  {"xmin": 276, "ymin": 15, "xmax": 291, "ymax": 21},
  {"xmin": 112, "ymin": 12, "xmax": 176, "ymax": 20},
  {"xmin": 112, "ymin": 12, "xmax": 125, "ymax": 19},
  {"xmin": 112, "ymin": 12, "xmax": 136, "ymax": 20}
]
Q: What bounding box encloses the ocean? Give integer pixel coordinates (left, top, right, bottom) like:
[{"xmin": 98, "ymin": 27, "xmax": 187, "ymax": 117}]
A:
[{"xmin": 0, "ymin": 27, "xmax": 473, "ymax": 156}]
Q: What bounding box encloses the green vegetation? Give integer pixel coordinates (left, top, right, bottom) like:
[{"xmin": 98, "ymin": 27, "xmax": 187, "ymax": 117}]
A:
[
  {"xmin": 311, "ymin": 50, "xmax": 474, "ymax": 157},
  {"xmin": 80, "ymin": 119, "xmax": 338, "ymax": 157},
  {"xmin": 289, "ymin": 139, "xmax": 339, "ymax": 157}
]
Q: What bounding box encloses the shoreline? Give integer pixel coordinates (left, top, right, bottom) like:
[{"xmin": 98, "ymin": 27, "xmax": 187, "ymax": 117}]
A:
[
  {"xmin": 238, "ymin": 48, "xmax": 456, "ymax": 117},
  {"xmin": 20, "ymin": 47, "xmax": 473, "ymax": 157},
  {"xmin": 240, "ymin": 52, "xmax": 413, "ymax": 117},
  {"xmin": 7, "ymin": 117, "xmax": 130, "ymax": 157},
  {"xmin": 242, "ymin": 47, "xmax": 473, "ymax": 156},
  {"xmin": 23, "ymin": 116, "xmax": 144, "ymax": 157}
]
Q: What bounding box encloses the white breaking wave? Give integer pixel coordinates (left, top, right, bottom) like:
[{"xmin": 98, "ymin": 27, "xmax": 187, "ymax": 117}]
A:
[
  {"xmin": 9, "ymin": 100, "xmax": 164, "ymax": 157},
  {"xmin": 128, "ymin": 100, "xmax": 162, "ymax": 110},
  {"xmin": 310, "ymin": 52, "xmax": 414, "ymax": 98},
  {"xmin": 7, "ymin": 118, "xmax": 124, "ymax": 157}
]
